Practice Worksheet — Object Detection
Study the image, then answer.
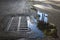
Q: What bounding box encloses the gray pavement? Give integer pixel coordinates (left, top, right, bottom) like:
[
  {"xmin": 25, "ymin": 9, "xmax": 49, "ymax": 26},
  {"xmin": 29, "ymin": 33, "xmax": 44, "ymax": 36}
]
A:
[
  {"xmin": 0, "ymin": 0, "xmax": 60, "ymax": 40},
  {"xmin": 0, "ymin": 0, "xmax": 31, "ymax": 15}
]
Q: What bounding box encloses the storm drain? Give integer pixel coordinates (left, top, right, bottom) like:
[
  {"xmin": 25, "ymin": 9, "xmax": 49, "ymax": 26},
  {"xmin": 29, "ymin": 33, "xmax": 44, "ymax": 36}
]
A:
[{"xmin": 5, "ymin": 16, "xmax": 30, "ymax": 32}]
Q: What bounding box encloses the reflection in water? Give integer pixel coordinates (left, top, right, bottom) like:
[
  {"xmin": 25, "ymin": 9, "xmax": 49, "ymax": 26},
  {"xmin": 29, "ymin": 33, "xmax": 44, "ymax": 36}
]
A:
[
  {"xmin": 37, "ymin": 10, "xmax": 48, "ymax": 23},
  {"xmin": 27, "ymin": 19, "xmax": 44, "ymax": 38},
  {"xmin": 27, "ymin": 11, "xmax": 48, "ymax": 38}
]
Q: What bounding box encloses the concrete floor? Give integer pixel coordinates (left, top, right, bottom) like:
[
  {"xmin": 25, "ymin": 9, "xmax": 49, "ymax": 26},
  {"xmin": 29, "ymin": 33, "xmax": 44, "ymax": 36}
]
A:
[{"xmin": 0, "ymin": 0, "xmax": 60, "ymax": 40}]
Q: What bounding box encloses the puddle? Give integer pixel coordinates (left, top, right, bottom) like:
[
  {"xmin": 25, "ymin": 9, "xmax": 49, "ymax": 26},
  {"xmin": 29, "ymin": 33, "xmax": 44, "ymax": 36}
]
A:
[{"xmin": 27, "ymin": 11, "xmax": 48, "ymax": 38}]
